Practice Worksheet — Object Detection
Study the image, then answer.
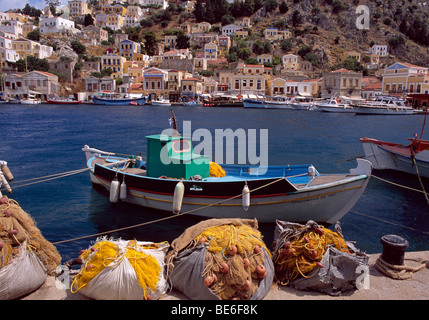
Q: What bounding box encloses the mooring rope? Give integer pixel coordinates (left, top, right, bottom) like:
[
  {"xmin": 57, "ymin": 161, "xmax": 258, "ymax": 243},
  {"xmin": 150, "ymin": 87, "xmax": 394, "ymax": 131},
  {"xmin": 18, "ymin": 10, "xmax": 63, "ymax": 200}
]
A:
[
  {"xmin": 371, "ymin": 174, "xmax": 429, "ymax": 197},
  {"xmin": 51, "ymin": 176, "xmax": 288, "ymax": 245}
]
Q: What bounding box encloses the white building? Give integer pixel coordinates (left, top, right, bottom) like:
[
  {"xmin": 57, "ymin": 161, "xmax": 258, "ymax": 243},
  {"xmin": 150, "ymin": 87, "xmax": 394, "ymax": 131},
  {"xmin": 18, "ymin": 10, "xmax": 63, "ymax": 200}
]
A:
[
  {"xmin": 369, "ymin": 45, "xmax": 388, "ymax": 57},
  {"xmin": 0, "ymin": 20, "xmax": 23, "ymax": 37},
  {"xmin": 39, "ymin": 16, "xmax": 76, "ymax": 34},
  {"xmin": 221, "ymin": 24, "xmax": 243, "ymax": 36},
  {"xmin": 128, "ymin": 0, "xmax": 168, "ymax": 9},
  {"xmin": 0, "ymin": 11, "xmax": 9, "ymax": 22},
  {"xmin": 0, "ymin": 35, "xmax": 13, "ymax": 50}
]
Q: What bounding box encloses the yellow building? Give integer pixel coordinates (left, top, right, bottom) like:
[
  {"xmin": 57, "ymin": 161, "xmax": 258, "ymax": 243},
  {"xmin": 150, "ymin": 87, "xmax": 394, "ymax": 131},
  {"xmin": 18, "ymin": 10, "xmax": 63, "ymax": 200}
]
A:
[
  {"xmin": 12, "ymin": 38, "xmax": 38, "ymax": 57},
  {"xmin": 230, "ymin": 63, "xmax": 267, "ymax": 94},
  {"xmin": 102, "ymin": 4, "xmax": 127, "ymax": 15},
  {"xmin": 100, "ymin": 53, "xmax": 126, "ymax": 79},
  {"xmin": 264, "ymin": 28, "xmax": 291, "ymax": 41},
  {"xmin": 382, "ymin": 62, "xmax": 429, "ymax": 95},
  {"xmin": 7, "ymin": 12, "xmax": 30, "ymax": 23},
  {"xmin": 235, "ymin": 30, "xmax": 248, "ymax": 39},
  {"xmin": 204, "ymin": 42, "xmax": 218, "ymax": 61},
  {"xmin": 344, "ymin": 51, "xmax": 361, "ymax": 63},
  {"xmin": 106, "ymin": 14, "xmax": 124, "ymax": 30}
]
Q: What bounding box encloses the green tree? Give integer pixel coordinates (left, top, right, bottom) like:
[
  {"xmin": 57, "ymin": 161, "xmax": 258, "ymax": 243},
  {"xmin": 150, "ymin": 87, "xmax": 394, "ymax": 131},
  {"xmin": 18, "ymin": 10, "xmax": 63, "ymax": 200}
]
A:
[
  {"xmin": 12, "ymin": 55, "xmax": 49, "ymax": 72},
  {"xmin": 84, "ymin": 14, "xmax": 94, "ymax": 26},
  {"xmin": 280, "ymin": 39, "xmax": 292, "ymax": 51},
  {"xmin": 221, "ymin": 14, "xmax": 235, "ymax": 26},
  {"xmin": 194, "ymin": 0, "xmax": 205, "ymax": 22},
  {"xmin": 176, "ymin": 32, "xmax": 190, "ymax": 49},
  {"xmin": 71, "ymin": 40, "xmax": 86, "ymax": 54},
  {"xmin": 291, "ymin": 10, "xmax": 303, "ymax": 26},
  {"xmin": 143, "ymin": 31, "xmax": 158, "ymax": 56},
  {"xmin": 27, "ymin": 29, "xmax": 41, "ymax": 41},
  {"xmin": 265, "ymin": 0, "xmax": 278, "ymax": 13},
  {"xmin": 279, "ymin": 1, "xmax": 288, "ymax": 14}
]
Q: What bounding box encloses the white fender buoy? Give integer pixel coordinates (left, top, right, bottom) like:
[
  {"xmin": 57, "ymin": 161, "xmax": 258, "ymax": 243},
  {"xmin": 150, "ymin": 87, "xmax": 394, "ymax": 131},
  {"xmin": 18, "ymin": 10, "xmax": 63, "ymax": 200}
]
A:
[
  {"xmin": 308, "ymin": 165, "xmax": 316, "ymax": 177},
  {"xmin": 1, "ymin": 162, "xmax": 13, "ymax": 181},
  {"xmin": 119, "ymin": 180, "xmax": 127, "ymax": 201},
  {"xmin": 172, "ymin": 181, "xmax": 184, "ymax": 214},
  {"xmin": 0, "ymin": 173, "xmax": 12, "ymax": 194},
  {"xmin": 109, "ymin": 178, "xmax": 120, "ymax": 203},
  {"xmin": 242, "ymin": 184, "xmax": 250, "ymax": 211}
]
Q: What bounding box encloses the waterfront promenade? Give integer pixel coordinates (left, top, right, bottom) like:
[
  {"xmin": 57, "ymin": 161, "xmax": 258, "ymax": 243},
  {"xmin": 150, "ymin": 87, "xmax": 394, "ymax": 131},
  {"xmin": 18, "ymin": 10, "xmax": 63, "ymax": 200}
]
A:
[{"xmin": 21, "ymin": 250, "xmax": 429, "ymax": 301}]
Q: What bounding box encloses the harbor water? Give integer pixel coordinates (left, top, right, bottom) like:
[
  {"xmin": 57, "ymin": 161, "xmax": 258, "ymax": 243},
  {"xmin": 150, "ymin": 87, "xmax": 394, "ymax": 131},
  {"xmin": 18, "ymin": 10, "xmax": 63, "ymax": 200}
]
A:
[{"xmin": 1, "ymin": 103, "xmax": 428, "ymax": 262}]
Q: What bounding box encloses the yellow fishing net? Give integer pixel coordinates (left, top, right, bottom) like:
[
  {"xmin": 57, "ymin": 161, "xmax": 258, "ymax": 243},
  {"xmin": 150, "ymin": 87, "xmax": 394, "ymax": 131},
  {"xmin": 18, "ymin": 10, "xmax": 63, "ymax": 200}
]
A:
[
  {"xmin": 0, "ymin": 196, "xmax": 61, "ymax": 274},
  {"xmin": 209, "ymin": 161, "xmax": 226, "ymax": 177},
  {"xmin": 72, "ymin": 239, "xmax": 164, "ymax": 298},
  {"xmin": 194, "ymin": 224, "xmax": 271, "ymax": 300},
  {"xmin": 274, "ymin": 225, "xmax": 350, "ymax": 285},
  {"xmin": 196, "ymin": 224, "xmax": 269, "ymax": 257}
]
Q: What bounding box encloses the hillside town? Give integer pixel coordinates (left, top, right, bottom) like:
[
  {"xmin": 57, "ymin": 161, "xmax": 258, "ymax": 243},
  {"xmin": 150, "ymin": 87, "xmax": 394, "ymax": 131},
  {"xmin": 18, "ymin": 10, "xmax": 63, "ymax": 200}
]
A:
[{"xmin": 0, "ymin": 0, "xmax": 429, "ymax": 108}]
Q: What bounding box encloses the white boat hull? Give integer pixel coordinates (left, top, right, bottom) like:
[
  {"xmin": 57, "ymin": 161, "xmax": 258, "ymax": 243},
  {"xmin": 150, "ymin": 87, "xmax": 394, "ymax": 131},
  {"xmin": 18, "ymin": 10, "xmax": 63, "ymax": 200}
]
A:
[
  {"xmin": 354, "ymin": 106, "xmax": 414, "ymax": 115},
  {"xmin": 361, "ymin": 138, "xmax": 429, "ymax": 178},
  {"xmin": 319, "ymin": 106, "xmax": 355, "ymax": 113}
]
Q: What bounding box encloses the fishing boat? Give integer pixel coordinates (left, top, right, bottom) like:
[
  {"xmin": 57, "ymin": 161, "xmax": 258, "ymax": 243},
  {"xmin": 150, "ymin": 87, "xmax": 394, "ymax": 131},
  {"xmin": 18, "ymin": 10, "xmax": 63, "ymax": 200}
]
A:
[
  {"xmin": 0, "ymin": 98, "xmax": 8, "ymax": 104},
  {"xmin": 46, "ymin": 98, "xmax": 81, "ymax": 105},
  {"xmin": 82, "ymin": 112, "xmax": 372, "ymax": 224},
  {"xmin": 352, "ymin": 96, "xmax": 415, "ymax": 115},
  {"xmin": 317, "ymin": 98, "xmax": 355, "ymax": 113},
  {"xmin": 360, "ymin": 135, "xmax": 429, "ymax": 178},
  {"xmin": 151, "ymin": 98, "xmax": 171, "ymax": 106},
  {"xmin": 243, "ymin": 99, "xmax": 265, "ymax": 108},
  {"xmin": 92, "ymin": 94, "xmax": 147, "ymax": 106}
]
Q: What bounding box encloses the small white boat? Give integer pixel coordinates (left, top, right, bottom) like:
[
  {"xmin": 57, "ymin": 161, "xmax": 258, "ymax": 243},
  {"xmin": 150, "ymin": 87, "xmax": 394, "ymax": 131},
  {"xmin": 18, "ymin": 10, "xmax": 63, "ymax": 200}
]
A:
[
  {"xmin": 20, "ymin": 95, "xmax": 41, "ymax": 104},
  {"xmin": 353, "ymin": 96, "xmax": 415, "ymax": 115},
  {"xmin": 290, "ymin": 96, "xmax": 315, "ymax": 110},
  {"xmin": 151, "ymin": 98, "xmax": 171, "ymax": 106},
  {"xmin": 318, "ymin": 99, "xmax": 355, "ymax": 113}
]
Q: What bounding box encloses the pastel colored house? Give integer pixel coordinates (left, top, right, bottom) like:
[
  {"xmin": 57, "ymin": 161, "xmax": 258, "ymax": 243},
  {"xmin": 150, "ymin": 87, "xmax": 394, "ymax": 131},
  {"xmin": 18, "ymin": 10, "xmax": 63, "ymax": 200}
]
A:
[
  {"xmin": 204, "ymin": 42, "xmax": 218, "ymax": 61},
  {"xmin": 257, "ymin": 54, "xmax": 272, "ymax": 65},
  {"xmin": 100, "ymin": 53, "xmax": 127, "ymax": 79},
  {"xmin": 382, "ymin": 62, "xmax": 429, "ymax": 95},
  {"xmin": 118, "ymin": 39, "xmax": 141, "ymax": 60}
]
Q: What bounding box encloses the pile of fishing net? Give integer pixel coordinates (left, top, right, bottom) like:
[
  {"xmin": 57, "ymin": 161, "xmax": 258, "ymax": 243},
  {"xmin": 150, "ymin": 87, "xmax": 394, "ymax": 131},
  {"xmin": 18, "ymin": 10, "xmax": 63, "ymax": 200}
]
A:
[
  {"xmin": 0, "ymin": 196, "xmax": 62, "ymax": 299},
  {"xmin": 71, "ymin": 237, "xmax": 169, "ymax": 300},
  {"xmin": 272, "ymin": 220, "xmax": 369, "ymax": 296},
  {"xmin": 166, "ymin": 218, "xmax": 274, "ymax": 300},
  {"xmin": 209, "ymin": 161, "xmax": 226, "ymax": 177}
]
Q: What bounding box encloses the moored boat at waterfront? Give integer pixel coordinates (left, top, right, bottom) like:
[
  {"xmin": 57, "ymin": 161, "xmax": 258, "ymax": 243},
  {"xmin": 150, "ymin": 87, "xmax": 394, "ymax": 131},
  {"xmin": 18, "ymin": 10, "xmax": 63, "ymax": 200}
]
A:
[
  {"xmin": 20, "ymin": 94, "xmax": 41, "ymax": 105},
  {"xmin": 82, "ymin": 113, "xmax": 372, "ymax": 225},
  {"xmin": 151, "ymin": 98, "xmax": 171, "ymax": 106},
  {"xmin": 46, "ymin": 98, "xmax": 82, "ymax": 105},
  {"xmin": 317, "ymin": 98, "xmax": 355, "ymax": 113},
  {"xmin": 352, "ymin": 96, "xmax": 415, "ymax": 115},
  {"xmin": 92, "ymin": 94, "xmax": 147, "ymax": 106},
  {"xmin": 360, "ymin": 135, "xmax": 429, "ymax": 178},
  {"xmin": 243, "ymin": 98, "xmax": 265, "ymax": 108}
]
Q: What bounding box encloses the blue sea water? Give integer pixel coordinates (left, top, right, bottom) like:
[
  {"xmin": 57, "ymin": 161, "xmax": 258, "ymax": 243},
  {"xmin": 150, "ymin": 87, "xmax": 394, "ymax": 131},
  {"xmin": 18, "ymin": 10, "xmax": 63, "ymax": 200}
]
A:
[{"xmin": 0, "ymin": 103, "xmax": 428, "ymax": 262}]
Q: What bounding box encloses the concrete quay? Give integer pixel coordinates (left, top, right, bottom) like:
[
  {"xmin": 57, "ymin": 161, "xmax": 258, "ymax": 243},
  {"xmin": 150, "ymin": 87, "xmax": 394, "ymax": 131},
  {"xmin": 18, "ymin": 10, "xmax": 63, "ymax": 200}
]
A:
[{"xmin": 20, "ymin": 250, "xmax": 429, "ymax": 301}]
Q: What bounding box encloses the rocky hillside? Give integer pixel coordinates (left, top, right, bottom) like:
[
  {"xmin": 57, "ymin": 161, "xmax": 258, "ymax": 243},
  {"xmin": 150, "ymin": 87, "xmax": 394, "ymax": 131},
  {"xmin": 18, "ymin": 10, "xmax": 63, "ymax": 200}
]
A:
[{"xmin": 249, "ymin": 0, "xmax": 429, "ymax": 69}]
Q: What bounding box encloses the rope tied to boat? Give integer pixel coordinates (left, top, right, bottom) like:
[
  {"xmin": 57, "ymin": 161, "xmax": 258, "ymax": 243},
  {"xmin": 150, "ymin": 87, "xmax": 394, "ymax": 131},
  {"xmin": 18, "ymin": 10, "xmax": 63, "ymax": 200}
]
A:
[{"xmin": 51, "ymin": 176, "xmax": 291, "ymax": 246}]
